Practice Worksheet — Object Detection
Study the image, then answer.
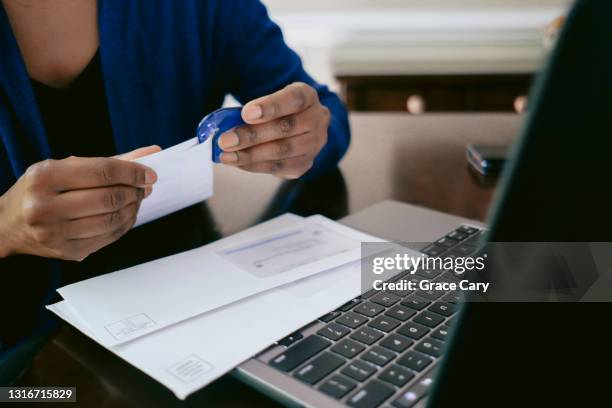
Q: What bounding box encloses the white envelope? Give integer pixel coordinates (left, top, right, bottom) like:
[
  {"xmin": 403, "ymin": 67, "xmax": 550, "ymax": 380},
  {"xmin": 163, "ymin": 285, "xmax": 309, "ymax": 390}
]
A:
[
  {"xmin": 57, "ymin": 215, "xmax": 368, "ymax": 347},
  {"xmin": 134, "ymin": 137, "xmax": 213, "ymax": 227},
  {"xmin": 48, "ymin": 214, "xmax": 388, "ymax": 399}
]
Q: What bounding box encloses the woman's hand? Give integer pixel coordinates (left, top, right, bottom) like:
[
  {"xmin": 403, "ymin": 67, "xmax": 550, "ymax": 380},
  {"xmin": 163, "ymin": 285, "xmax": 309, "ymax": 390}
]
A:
[
  {"xmin": 0, "ymin": 146, "xmax": 160, "ymax": 261},
  {"xmin": 218, "ymin": 82, "xmax": 331, "ymax": 179}
]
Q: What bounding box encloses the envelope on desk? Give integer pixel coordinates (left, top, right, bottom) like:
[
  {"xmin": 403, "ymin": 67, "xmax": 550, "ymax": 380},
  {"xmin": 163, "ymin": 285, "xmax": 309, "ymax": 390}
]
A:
[
  {"xmin": 48, "ymin": 214, "xmax": 387, "ymax": 400},
  {"xmin": 56, "ymin": 215, "xmax": 367, "ymax": 347}
]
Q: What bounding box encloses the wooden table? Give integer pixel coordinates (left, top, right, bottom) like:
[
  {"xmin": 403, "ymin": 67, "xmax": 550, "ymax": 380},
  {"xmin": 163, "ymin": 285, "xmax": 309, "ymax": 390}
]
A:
[{"xmin": 17, "ymin": 113, "xmax": 521, "ymax": 407}]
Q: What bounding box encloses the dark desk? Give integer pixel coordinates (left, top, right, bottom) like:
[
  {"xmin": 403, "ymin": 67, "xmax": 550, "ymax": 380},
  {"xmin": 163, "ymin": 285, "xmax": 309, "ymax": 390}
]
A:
[{"xmin": 17, "ymin": 113, "xmax": 521, "ymax": 407}]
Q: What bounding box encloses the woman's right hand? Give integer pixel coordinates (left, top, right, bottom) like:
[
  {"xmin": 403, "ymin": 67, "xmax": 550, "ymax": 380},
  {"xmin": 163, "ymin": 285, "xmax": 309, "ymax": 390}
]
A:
[{"xmin": 0, "ymin": 150, "xmax": 158, "ymax": 261}]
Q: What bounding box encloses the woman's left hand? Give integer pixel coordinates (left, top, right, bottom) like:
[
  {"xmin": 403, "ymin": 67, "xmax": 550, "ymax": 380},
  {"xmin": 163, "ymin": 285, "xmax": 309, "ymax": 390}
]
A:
[{"xmin": 218, "ymin": 82, "xmax": 331, "ymax": 179}]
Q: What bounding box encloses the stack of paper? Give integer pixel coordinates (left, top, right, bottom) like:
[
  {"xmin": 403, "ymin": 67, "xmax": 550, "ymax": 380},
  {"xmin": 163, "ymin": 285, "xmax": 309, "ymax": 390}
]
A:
[{"xmin": 48, "ymin": 214, "xmax": 384, "ymax": 399}]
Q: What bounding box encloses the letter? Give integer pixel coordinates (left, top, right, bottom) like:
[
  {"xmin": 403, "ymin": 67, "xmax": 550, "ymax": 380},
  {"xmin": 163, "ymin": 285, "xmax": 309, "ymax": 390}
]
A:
[
  {"xmin": 426, "ymin": 256, "xmax": 442, "ymax": 271},
  {"xmin": 394, "ymin": 254, "xmax": 401, "ymax": 270},
  {"xmin": 411, "ymin": 256, "xmax": 423, "ymax": 273},
  {"xmin": 373, "ymin": 257, "xmax": 385, "ymax": 274},
  {"xmin": 454, "ymin": 257, "xmax": 466, "ymax": 274},
  {"xmin": 419, "ymin": 280, "xmax": 430, "ymax": 291},
  {"xmin": 373, "ymin": 280, "xmax": 383, "ymax": 290},
  {"xmin": 476, "ymin": 256, "xmax": 486, "ymax": 270}
]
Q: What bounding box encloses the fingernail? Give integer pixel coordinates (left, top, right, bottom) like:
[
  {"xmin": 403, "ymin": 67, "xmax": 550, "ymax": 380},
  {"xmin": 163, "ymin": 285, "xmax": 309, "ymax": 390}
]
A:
[
  {"xmin": 219, "ymin": 132, "xmax": 239, "ymax": 149},
  {"xmin": 220, "ymin": 152, "xmax": 238, "ymax": 163},
  {"xmin": 145, "ymin": 169, "xmax": 157, "ymax": 184},
  {"xmin": 144, "ymin": 186, "xmax": 153, "ymax": 198},
  {"xmin": 243, "ymin": 104, "xmax": 263, "ymax": 121}
]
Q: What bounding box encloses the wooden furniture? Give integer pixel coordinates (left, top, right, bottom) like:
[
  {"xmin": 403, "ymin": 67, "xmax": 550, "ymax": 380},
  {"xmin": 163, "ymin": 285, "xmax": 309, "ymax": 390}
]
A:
[
  {"xmin": 17, "ymin": 113, "xmax": 521, "ymax": 407},
  {"xmin": 338, "ymin": 74, "xmax": 533, "ymax": 112}
]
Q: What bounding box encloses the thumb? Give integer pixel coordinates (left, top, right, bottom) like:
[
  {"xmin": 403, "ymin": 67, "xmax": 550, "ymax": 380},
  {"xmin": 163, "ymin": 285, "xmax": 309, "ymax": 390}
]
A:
[{"xmin": 115, "ymin": 145, "xmax": 161, "ymax": 161}]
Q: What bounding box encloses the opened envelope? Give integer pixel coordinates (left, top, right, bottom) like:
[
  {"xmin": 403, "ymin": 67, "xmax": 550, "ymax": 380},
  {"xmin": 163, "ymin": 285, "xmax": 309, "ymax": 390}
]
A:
[
  {"xmin": 47, "ymin": 214, "xmax": 390, "ymax": 400},
  {"xmin": 55, "ymin": 215, "xmax": 366, "ymax": 347}
]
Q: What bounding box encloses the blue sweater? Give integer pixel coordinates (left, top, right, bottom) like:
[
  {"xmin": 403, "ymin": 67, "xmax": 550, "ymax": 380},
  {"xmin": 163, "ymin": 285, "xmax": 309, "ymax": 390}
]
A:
[
  {"xmin": 0, "ymin": 0, "xmax": 350, "ymax": 193},
  {"xmin": 0, "ymin": 0, "xmax": 350, "ymax": 346}
]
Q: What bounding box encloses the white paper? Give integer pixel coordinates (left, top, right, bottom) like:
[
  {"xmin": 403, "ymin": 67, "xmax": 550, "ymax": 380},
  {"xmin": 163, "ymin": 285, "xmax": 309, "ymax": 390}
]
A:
[
  {"xmin": 48, "ymin": 215, "xmax": 388, "ymax": 400},
  {"xmin": 56, "ymin": 215, "xmax": 367, "ymax": 347},
  {"xmin": 134, "ymin": 137, "xmax": 213, "ymax": 227}
]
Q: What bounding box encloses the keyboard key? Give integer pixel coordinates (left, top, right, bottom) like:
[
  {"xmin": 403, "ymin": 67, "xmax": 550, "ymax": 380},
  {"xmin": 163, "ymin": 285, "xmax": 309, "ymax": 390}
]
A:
[
  {"xmin": 397, "ymin": 351, "xmax": 432, "ymax": 372},
  {"xmin": 435, "ymin": 237, "xmax": 458, "ymax": 248},
  {"xmin": 415, "ymin": 268, "xmax": 442, "ymax": 279},
  {"xmin": 355, "ymin": 302, "xmax": 385, "ymax": 317},
  {"xmin": 428, "ymin": 302, "xmax": 457, "ymax": 317},
  {"xmin": 361, "ymin": 289, "xmax": 379, "ymax": 299},
  {"xmin": 415, "ymin": 338, "xmax": 444, "ymax": 357},
  {"xmin": 319, "ymin": 311, "xmax": 341, "ymax": 323},
  {"xmin": 341, "ymin": 360, "xmax": 377, "ymax": 382},
  {"xmin": 351, "ymin": 327, "xmax": 384, "ymax": 345},
  {"xmin": 441, "ymin": 291, "xmax": 463, "ymax": 304},
  {"xmin": 270, "ymin": 335, "xmax": 331, "ymax": 372},
  {"xmin": 338, "ymin": 298, "xmax": 362, "ymax": 312},
  {"xmin": 392, "ymin": 389, "xmax": 423, "ymax": 408},
  {"xmin": 294, "ymin": 352, "xmax": 346, "ymax": 385},
  {"xmin": 387, "ymin": 286, "xmax": 413, "ymax": 297},
  {"xmin": 400, "ymin": 295, "xmax": 431, "ymax": 311},
  {"xmin": 337, "ymin": 312, "xmax": 369, "ymax": 329},
  {"xmin": 464, "ymin": 231, "xmax": 484, "ymax": 245},
  {"xmin": 421, "ymin": 245, "xmax": 446, "ymax": 257},
  {"xmin": 413, "ymin": 311, "xmax": 444, "ymax": 328},
  {"xmin": 361, "ymin": 346, "xmax": 396, "ymax": 367},
  {"xmin": 443, "ymin": 251, "xmax": 460, "ymax": 259},
  {"xmin": 385, "ymin": 305, "xmax": 416, "ymax": 321},
  {"xmin": 406, "ymin": 275, "xmax": 425, "ymax": 284},
  {"xmin": 371, "ymin": 292, "xmax": 401, "ymax": 307},
  {"xmin": 455, "ymin": 244, "xmax": 478, "ymax": 256},
  {"xmin": 379, "ymin": 364, "xmax": 415, "ymax": 387},
  {"xmin": 458, "ymin": 225, "xmax": 479, "ymax": 235},
  {"xmin": 437, "ymin": 271, "xmax": 461, "ymax": 283},
  {"xmin": 393, "ymin": 367, "xmax": 437, "ymax": 408},
  {"xmin": 331, "ymin": 339, "xmax": 366, "ymax": 359},
  {"xmin": 446, "ymin": 230, "xmax": 468, "ymax": 241},
  {"xmin": 414, "ymin": 289, "xmax": 443, "ymax": 301},
  {"xmin": 348, "ymin": 379, "xmax": 395, "ymax": 408},
  {"xmin": 319, "ymin": 375, "xmax": 357, "ymax": 399},
  {"xmin": 318, "ymin": 323, "xmax": 350, "ymax": 341},
  {"xmin": 277, "ymin": 331, "xmax": 303, "ymax": 347},
  {"xmin": 431, "ymin": 326, "xmax": 450, "ymax": 342},
  {"xmin": 397, "ymin": 322, "xmax": 429, "ymax": 340},
  {"xmin": 390, "ymin": 270, "xmax": 412, "ymax": 282},
  {"xmin": 380, "ymin": 334, "xmax": 414, "ymax": 353},
  {"xmin": 369, "ymin": 315, "xmax": 401, "ymax": 332}
]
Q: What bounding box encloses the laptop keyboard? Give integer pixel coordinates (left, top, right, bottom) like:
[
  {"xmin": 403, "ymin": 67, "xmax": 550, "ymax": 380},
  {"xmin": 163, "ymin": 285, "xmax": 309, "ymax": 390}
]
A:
[{"xmin": 267, "ymin": 225, "xmax": 484, "ymax": 408}]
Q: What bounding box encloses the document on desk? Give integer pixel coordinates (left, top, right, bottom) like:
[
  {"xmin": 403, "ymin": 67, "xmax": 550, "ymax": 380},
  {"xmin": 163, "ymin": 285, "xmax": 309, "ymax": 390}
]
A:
[
  {"xmin": 48, "ymin": 214, "xmax": 389, "ymax": 400},
  {"xmin": 56, "ymin": 215, "xmax": 367, "ymax": 347},
  {"xmin": 133, "ymin": 137, "xmax": 213, "ymax": 227}
]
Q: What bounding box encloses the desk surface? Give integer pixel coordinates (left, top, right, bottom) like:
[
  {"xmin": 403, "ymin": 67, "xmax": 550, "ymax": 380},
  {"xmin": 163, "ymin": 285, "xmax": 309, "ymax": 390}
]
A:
[{"xmin": 18, "ymin": 113, "xmax": 521, "ymax": 407}]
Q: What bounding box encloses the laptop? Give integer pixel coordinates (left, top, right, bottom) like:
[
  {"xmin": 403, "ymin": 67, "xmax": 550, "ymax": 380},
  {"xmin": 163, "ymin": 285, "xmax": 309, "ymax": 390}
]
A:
[{"xmin": 234, "ymin": 0, "xmax": 612, "ymax": 406}]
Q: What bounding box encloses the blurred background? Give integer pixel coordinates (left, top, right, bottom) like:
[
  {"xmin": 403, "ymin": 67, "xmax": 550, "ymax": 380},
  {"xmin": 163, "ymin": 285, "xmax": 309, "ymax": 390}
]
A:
[{"xmin": 261, "ymin": 0, "xmax": 572, "ymax": 113}]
